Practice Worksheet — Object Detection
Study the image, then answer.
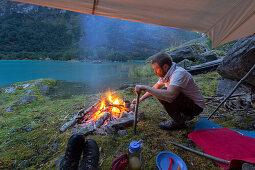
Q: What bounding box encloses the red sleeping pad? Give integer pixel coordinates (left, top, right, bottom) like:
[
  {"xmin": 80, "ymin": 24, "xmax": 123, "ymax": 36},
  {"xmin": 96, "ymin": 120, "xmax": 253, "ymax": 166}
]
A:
[{"xmin": 188, "ymin": 128, "xmax": 255, "ymax": 169}]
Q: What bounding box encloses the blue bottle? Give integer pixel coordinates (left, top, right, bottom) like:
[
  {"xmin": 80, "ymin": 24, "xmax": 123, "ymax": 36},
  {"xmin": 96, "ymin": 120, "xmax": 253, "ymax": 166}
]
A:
[{"xmin": 128, "ymin": 140, "xmax": 143, "ymax": 170}]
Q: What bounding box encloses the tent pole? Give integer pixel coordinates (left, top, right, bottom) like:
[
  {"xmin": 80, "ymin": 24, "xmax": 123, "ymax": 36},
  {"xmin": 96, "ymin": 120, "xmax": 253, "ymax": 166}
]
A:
[
  {"xmin": 207, "ymin": 64, "xmax": 255, "ymax": 120},
  {"xmin": 170, "ymin": 142, "xmax": 230, "ymax": 165}
]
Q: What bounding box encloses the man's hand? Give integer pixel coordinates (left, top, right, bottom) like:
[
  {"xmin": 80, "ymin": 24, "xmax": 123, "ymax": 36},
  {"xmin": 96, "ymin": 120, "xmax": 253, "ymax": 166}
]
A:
[
  {"xmin": 134, "ymin": 85, "xmax": 145, "ymax": 94},
  {"xmin": 132, "ymin": 98, "xmax": 141, "ymax": 104},
  {"xmin": 132, "ymin": 84, "xmax": 160, "ymax": 104},
  {"xmin": 132, "ymin": 98, "xmax": 137, "ymax": 104},
  {"xmin": 132, "ymin": 85, "xmax": 145, "ymax": 104}
]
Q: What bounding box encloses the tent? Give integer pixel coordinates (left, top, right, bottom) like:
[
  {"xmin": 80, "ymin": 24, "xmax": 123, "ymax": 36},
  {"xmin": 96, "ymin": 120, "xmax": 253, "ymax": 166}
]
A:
[{"xmin": 10, "ymin": 0, "xmax": 255, "ymax": 48}]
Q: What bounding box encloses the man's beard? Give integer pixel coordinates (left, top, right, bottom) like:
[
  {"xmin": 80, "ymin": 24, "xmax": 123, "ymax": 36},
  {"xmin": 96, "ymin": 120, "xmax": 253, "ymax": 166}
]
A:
[
  {"xmin": 160, "ymin": 70, "xmax": 167, "ymax": 78},
  {"xmin": 157, "ymin": 72, "xmax": 166, "ymax": 78}
]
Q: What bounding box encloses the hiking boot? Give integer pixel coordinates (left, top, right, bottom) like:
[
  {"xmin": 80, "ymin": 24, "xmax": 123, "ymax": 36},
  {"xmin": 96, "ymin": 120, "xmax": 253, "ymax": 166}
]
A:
[
  {"xmin": 60, "ymin": 133, "xmax": 86, "ymax": 170},
  {"xmin": 79, "ymin": 139, "xmax": 99, "ymax": 170},
  {"xmin": 158, "ymin": 119, "xmax": 186, "ymax": 130},
  {"xmin": 181, "ymin": 113, "xmax": 195, "ymax": 121}
]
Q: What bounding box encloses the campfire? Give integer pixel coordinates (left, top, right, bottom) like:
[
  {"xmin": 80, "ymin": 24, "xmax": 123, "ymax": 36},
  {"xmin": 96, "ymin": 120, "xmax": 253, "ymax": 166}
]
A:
[
  {"xmin": 60, "ymin": 91, "xmax": 143, "ymax": 135},
  {"xmin": 84, "ymin": 91, "xmax": 126, "ymax": 121}
]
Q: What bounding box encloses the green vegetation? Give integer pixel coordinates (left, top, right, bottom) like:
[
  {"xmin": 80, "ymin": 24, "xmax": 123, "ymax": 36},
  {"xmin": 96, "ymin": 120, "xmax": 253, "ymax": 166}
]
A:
[
  {"xmin": 128, "ymin": 63, "xmax": 154, "ymax": 78},
  {"xmin": 128, "ymin": 59, "xmax": 202, "ymax": 78},
  {"xmin": 0, "ymin": 1, "xmax": 82, "ymax": 61},
  {"xmin": 205, "ymin": 36, "xmax": 236, "ymax": 52},
  {"xmin": 1, "ymin": 71, "xmax": 250, "ymax": 169},
  {"xmin": 194, "ymin": 71, "xmax": 220, "ymax": 96}
]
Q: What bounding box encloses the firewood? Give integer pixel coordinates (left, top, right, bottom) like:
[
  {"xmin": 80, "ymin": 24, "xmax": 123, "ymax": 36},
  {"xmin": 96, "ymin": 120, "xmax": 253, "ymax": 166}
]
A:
[
  {"xmin": 85, "ymin": 108, "xmax": 113, "ymax": 123},
  {"xmin": 96, "ymin": 112, "xmax": 109, "ymax": 128},
  {"xmin": 208, "ymin": 64, "xmax": 255, "ymax": 120},
  {"xmin": 207, "ymin": 103, "xmax": 218, "ymax": 109},
  {"xmin": 80, "ymin": 102, "xmax": 102, "ymax": 122},
  {"xmin": 59, "ymin": 102, "xmax": 100, "ymax": 133},
  {"xmin": 83, "ymin": 102, "xmax": 101, "ymax": 115},
  {"xmin": 224, "ymin": 102, "xmax": 231, "ymax": 110},
  {"xmin": 204, "ymin": 94, "xmax": 246, "ymax": 102},
  {"xmin": 59, "ymin": 108, "xmax": 85, "ymax": 132},
  {"xmin": 206, "ymin": 100, "xmax": 220, "ymax": 105}
]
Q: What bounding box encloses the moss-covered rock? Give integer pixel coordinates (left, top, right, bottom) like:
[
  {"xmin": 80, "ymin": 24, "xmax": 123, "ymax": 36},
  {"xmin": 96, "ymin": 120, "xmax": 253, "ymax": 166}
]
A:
[
  {"xmin": 1, "ymin": 79, "xmax": 56, "ymax": 113},
  {"xmin": 217, "ymin": 34, "xmax": 255, "ymax": 86}
]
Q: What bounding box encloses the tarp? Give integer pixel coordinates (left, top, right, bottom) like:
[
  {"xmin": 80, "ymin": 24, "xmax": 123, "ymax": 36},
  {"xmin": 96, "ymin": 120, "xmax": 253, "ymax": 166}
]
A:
[
  {"xmin": 10, "ymin": 0, "xmax": 255, "ymax": 48},
  {"xmin": 188, "ymin": 128, "xmax": 255, "ymax": 169},
  {"xmin": 194, "ymin": 118, "xmax": 255, "ymax": 139}
]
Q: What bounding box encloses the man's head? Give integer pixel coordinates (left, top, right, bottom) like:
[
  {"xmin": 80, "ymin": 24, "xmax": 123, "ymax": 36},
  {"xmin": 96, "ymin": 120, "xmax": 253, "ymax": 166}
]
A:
[{"xmin": 151, "ymin": 52, "xmax": 172, "ymax": 78}]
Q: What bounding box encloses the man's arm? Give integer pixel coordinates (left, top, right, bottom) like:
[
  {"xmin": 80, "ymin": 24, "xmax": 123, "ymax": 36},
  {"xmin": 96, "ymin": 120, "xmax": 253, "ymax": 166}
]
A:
[
  {"xmin": 133, "ymin": 83, "xmax": 164, "ymax": 104},
  {"xmin": 139, "ymin": 83, "xmax": 163, "ymax": 102},
  {"xmin": 135, "ymin": 85, "xmax": 181, "ymax": 103}
]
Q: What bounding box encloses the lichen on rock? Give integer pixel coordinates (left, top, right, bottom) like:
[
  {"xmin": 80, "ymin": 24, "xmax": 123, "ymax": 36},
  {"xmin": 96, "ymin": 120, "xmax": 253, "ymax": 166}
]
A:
[{"xmin": 0, "ymin": 79, "xmax": 56, "ymax": 113}]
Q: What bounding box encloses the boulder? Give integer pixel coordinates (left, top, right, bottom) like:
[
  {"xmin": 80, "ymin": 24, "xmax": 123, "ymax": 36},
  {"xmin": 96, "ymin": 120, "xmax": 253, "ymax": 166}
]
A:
[
  {"xmin": 168, "ymin": 44, "xmax": 207, "ymax": 63},
  {"xmin": 169, "ymin": 46, "xmax": 196, "ymax": 62},
  {"xmin": 211, "ymin": 50, "xmax": 226, "ymax": 57},
  {"xmin": 2, "ymin": 79, "xmax": 55, "ymax": 113},
  {"xmin": 216, "ymin": 78, "xmax": 250, "ymax": 96},
  {"xmin": 176, "ymin": 59, "xmax": 193, "ymax": 68},
  {"xmin": 196, "ymin": 51, "xmax": 218, "ymax": 63},
  {"xmin": 217, "ymin": 35, "xmax": 255, "ymax": 86}
]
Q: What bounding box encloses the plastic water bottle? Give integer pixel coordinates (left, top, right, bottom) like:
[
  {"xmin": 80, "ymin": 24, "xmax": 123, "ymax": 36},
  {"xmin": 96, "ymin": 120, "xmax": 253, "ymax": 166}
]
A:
[{"xmin": 128, "ymin": 140, "xmax": 143, "ymax": 170}]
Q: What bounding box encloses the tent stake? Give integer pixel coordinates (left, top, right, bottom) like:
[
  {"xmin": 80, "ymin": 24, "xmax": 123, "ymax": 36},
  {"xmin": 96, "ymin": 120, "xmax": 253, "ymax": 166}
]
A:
[
  {"xmin": 170, "ymin": 142, "xmax": 230, "ymax": 165},
  {"xmin": 207, "ymin": 64, "xmax": 255, "ymax": 120}
]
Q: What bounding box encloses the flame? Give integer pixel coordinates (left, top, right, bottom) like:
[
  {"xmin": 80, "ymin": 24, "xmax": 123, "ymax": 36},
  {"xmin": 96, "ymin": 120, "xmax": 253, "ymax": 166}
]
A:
[
  {"xmin": 91, "ymin": 91, "xmax": 124, "ymax": 121},
  {"xmin": 92, "ymin": 99, "xmax": 106, "ymax": 120},
  {"xmin": 108, "ymin": 95, "xmax": 121, "ymax": 114}
]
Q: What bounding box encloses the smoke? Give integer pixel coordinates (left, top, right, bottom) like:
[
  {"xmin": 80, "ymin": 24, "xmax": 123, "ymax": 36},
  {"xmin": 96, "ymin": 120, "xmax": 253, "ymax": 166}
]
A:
[
  {"xmin": 79, "ymin": 14, "xmax": 201, "ymax": 60},
  {"xmin": 80, "ymin": 15, "xmax": 108, "ymax": 48}
]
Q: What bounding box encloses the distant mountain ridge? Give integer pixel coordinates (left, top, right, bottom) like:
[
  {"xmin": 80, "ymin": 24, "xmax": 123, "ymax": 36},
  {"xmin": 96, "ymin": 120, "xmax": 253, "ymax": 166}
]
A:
[
  {"xmin": 0, "ymin": 0, "xmax": 202, "ymax": 61},
  {"xmin": 0, "ymin": 0, "xmax": 82, "ymax": 60}
]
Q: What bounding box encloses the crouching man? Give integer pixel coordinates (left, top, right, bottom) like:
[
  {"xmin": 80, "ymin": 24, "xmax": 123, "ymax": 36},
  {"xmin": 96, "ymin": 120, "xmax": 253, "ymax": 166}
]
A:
[{"xmin": 133, "ymin": 52, "xmax": 205, "ymax": 130}]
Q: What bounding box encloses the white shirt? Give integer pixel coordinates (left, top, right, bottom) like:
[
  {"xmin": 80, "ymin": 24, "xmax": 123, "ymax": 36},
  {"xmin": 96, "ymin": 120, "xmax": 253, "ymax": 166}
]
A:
[{"xmin": 157, "ymin": 63, "xmax": 206, "ymax": 108}]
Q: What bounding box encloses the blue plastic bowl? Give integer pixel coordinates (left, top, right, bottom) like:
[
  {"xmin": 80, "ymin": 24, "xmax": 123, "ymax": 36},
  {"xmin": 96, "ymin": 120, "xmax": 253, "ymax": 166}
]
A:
[{"xmin": 156, "ymin": 151, "xmax": 188, "ymax": 170}]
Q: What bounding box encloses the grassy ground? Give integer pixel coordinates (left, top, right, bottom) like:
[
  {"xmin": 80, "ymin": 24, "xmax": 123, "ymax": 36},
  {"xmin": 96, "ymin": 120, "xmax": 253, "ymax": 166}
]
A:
[{"xmin": 0, "ymin": 71, "xmax": 250, "ymax": 169}]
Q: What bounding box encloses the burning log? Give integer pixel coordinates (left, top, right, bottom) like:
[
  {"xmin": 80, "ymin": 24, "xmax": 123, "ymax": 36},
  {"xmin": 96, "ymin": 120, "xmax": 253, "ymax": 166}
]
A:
[
  {"xmin": 81, "ymin": 104, "xmax": 102, "ymax": 122},
  {"xmin": 96, "ymin": 112, "xmax": 109, "ymax": 128},
  {"xmin": 59, "ymin": 102, "xmax": 99, "ymax": 133},
  {"xmin": 61, "ymin": 90, "xmax": 144, "ymax": 135}
]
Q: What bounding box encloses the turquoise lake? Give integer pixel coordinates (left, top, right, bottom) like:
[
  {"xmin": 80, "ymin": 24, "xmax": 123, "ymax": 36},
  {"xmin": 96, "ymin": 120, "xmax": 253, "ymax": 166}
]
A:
[{"xmin": 0, "ymin": 60, "xmax": 147, "ymax": 93}]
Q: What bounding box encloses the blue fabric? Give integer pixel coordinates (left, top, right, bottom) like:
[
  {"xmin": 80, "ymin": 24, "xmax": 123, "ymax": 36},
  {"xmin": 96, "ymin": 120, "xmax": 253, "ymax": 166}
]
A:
[
  {"xmin": 194, "ymin": 118, "xmax": 222, "ymax": 131},
  {"xmin": 232, "ymin": 130, "xmax": 255, "ymax": 139},
  {"xmin": 194, "ymin": 118, "xmax": 255, "ymax": 139}
]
